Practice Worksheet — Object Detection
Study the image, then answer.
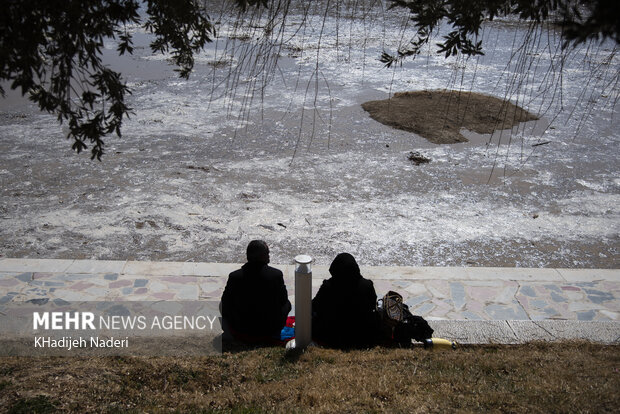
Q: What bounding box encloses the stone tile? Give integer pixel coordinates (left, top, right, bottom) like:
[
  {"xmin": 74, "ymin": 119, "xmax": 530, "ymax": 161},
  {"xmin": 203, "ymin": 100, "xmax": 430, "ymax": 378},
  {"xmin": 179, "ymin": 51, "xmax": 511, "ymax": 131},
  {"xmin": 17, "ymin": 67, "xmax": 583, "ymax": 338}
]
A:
[
  {"xmin": 518, "ymin": 285, "xmax": 537, "ymax": 297},
  {"xmin": 495, "ymin": 284, "xmax": 519, "ymax": 304},
  {"xmin": 32, "ymin": 273, "xmax": 55, "ymax": 280},
  {"xmin": 184, "ymin": 262, "xmax": 243, "ymax": 277},
  {"xmin": 550, "ymin": 292, "xmax": 568, "ymax": 303},
  {"xmin": 0, "ymin": 259, "xmax": 74, "ymax": 273},
  {"xmin": 0, "ymin": 278, "xmax": 21, "ymax": 288},
  {"xmin": 412, "ymin": 302, "xmax": 435, "ymax": 316},
  {"xmin": 405, "ymin": 295, "xmax": 431, "ymax": 308},
  {"xmin": 369, "ymin": 280, "xmax": 393, "ymax": 295},
  {"xmin": 574, "ymin": 282, "xmax": 597, "ymax": 288},
  {"xmin": 109, "ymin": 280, "xmax": 133, "ymax": 289},
  {"xmin": 461, "ymin": 311, "xmax": 484, "ymax": 320},
  {"xmin": 601, "ymin": 281, "xmax": 620, "ymax": 292},
  {"xmin": 404, "ymin": 283, "xmax": 428, "ymax": 296},
  {"xmin": 61, "ymin": 274, "xmax": 94, "ymax": 281},
  {"xmin": 484, "ymin": 303, "xmax": 529, "ymax": 320},
  {"xmin": 553, "ymin": 303, "xmax": 574, "ymax": 320},
  {"xmin": 563, "ymin": 289, "xmax": 585, "ymax": 301},
  {"xmin": 450, "ymin": 282, "xmax": 466, "ymax": 310},
  {"xmin": 133, "ymin": 279, "xmax": 149, "ymax": 288},
  {"xmin": 35, "ymin": 281, "xmax": 65, "ymax": 287},
  {"xmin": 361, "ymin": 266, "xmax": 458, "ymax": 280},
  {"xmin": 84, "ymin": 287, "xmax": 109, "ymax": 298},
  {"xmin": 534, "ymin": 307, "xmax": 563, "ymax": 320},
  {"xmin": 111, "ymin": 294, "xmax": 154, "ymax": 302},
  {"xmin": 122, "ymin": 261, "xmax": 186, "ymax": 276},
  {"xmin": 176, "ymin": 285, "xmax": 199, "ymax": 300},
  {"xmin": 556, "ymin": 268, "xmax": 619, "ymax": 282},
  {"xmin": 426, "ymin": 282, "xmax": 452, "ymax": 299},
  {"xmin": 148, "ymin": 281, "xmax": 168, "ymax": 293},
  {"xmin": 462, "ymin": 267, "xmax": 564, "ymax": 281},
  {"xmin": 568, "ymin": 302, "xmax": 605, "ymax": 312},
  {"xmin": 428, "ymin": 300, "xmax": 453, "ymax": 318},
  {"xmin": 465, "ymin": 280, "xmax": 504, "ymax": 287},
  {"xmin": 46, "ymin": 289, "xmax": 100, "ymax": 301},
  {"xmin": 152, "ymin": 292, "xmax": 175, "ymax": 300},
  {"xmin": 0, "ymin": 295, "xmax": 14, "ymax": 305},
  {"xmin": 160, "ymin": 276, "xmax": 199, "ymax": 284},
  {"xmin": 577, "ymin": 310, "xmax": 596, "ymax": 321},
  {"xmin": 391, "ymin": 280, "xmax": 412, "ymax": 289},
  {"xmin": 464, "ymin": 301, "xmax": 484, "ymax": 315},
  {"xmin": 599, "ymin": 310, "xmax": 618, "ymax": 320},
  {"xmin": 15, "ymin": 273, "xmax": 32, "ymax": 282},
  {"xmin": 64, "ymin": 260, "xmax": 126, "ymax": 274},
  {"xmin": 71, "ymin": 281, "xmax": 95, "ymax": 291},
  {"xmin": 200, "ymin": 288, "xmax": 223, "ymax": 300},
  {"xmin": 543, "ymin": 284, "xmax": 562, "ymax": 293},
  {"xmin": 199, "ymin": 281, "xmax": 225, "ymax": 300},
  {"xmin": 466, "ymin": 286, "xmax": 499, "ymax": 303},
  {"xmin": 531, "ymin": 299, "xmax": 548, "ymax": 309},
  {"xmin": 425, "ymin": 279, "xmax": 451, "ymax": 295},
  {"xmin": 583, "ymin": 288, "xmax": 615, "ymax": 304},
  {"xmin": 534, "ymin": 285, "xmax": 548, "ymax": 294}
]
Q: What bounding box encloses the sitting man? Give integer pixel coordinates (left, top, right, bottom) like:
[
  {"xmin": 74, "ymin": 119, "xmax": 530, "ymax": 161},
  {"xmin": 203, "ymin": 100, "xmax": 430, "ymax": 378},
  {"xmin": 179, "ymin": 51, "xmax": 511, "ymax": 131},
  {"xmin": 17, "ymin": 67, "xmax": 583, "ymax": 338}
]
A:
[{"xmin": 221, "ymin": 240, "xmax": 291, "ymax": 343}]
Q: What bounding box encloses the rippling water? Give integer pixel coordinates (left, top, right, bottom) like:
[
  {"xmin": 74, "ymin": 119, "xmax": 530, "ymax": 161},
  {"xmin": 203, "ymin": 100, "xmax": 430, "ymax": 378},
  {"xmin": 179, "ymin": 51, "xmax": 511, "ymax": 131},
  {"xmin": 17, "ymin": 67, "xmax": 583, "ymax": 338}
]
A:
[{"xmin": 1, "ymin": 1, "xmax": 618, "ymax": 267}]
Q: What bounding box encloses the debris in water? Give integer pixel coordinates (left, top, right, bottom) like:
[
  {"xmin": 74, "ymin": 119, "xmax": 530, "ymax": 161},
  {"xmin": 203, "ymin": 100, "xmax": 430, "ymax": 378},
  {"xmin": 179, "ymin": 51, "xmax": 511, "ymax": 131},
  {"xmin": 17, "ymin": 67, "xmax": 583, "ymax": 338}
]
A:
[
  {"xmin": 186, "ymin": 165, "xmax": 210, "ymax": 172},
  {"xmin": 408, "ymin": 151, "xmax": 431, "ymax": 165}
]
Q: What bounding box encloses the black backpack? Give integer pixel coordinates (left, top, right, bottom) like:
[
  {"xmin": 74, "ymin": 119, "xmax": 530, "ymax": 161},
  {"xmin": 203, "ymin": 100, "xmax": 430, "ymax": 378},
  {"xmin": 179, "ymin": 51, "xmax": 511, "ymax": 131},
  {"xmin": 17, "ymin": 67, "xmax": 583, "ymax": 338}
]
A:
[{"xmin": 377, "ymin": 291, "xmax": 434, "ymax": 346}]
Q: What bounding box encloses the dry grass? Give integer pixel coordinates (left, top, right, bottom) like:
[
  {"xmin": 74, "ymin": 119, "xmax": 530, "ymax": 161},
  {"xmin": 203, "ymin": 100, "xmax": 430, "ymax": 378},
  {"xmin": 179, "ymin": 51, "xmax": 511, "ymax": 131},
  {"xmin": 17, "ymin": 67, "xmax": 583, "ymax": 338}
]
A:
[{"xmin": 1, "ymin": 342, "xmax": 618, "ymax": 413}]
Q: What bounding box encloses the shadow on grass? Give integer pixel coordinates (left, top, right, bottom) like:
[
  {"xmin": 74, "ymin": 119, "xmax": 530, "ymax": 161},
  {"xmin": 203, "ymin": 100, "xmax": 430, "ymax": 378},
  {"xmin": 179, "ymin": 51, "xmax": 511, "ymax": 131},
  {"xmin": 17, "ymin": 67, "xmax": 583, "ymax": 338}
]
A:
[{"xmin": 8, "ymin": 395, "xmax": 57, "ymax": 414}]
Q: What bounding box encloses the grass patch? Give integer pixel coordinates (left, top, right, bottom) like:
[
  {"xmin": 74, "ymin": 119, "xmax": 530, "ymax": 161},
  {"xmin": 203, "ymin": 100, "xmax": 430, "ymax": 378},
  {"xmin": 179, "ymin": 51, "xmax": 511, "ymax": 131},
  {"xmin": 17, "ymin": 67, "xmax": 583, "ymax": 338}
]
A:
[
  {"xmin": 8, "ymin": 395, "xmax": 57, "ymax": 414},
  {"xmin": 0, "ymin": 379, "xmax": 11, "ymax": 392},
  {"xmin": 0, "ymin": 342, "xmax": 618, "ymax": 413}
]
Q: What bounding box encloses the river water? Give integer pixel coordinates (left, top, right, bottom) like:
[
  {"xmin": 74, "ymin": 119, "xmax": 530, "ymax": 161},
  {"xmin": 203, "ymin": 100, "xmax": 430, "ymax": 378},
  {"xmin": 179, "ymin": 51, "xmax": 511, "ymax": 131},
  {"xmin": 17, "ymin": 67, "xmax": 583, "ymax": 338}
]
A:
[{"xmin": 1, "ymin": 1, "xmax": 618, "ymax": 267}]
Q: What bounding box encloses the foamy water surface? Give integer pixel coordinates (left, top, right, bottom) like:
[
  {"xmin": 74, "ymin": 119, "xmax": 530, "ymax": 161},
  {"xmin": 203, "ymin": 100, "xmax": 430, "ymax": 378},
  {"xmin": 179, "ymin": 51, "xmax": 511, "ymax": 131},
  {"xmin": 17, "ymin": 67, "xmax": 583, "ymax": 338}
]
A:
[{"xmin": 1, "ymin": 2, "xmax": 618, "ymax": 267}]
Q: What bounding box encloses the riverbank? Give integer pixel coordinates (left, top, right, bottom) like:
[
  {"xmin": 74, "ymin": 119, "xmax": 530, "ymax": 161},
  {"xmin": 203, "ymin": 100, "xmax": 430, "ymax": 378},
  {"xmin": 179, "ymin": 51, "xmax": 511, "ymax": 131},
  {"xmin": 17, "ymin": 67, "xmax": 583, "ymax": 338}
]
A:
[{"xmin": 1, "ymin": 342, "xmax": 618, "ymax": 413}]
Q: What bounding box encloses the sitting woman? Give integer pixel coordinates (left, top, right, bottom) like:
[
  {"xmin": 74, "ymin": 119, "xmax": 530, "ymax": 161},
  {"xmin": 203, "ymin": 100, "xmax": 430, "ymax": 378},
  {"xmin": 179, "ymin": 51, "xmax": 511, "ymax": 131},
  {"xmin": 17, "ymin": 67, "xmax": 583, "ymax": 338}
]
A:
[{"xmin": 311, "ymin": 253, "xmax": 381, "ymax": 349}]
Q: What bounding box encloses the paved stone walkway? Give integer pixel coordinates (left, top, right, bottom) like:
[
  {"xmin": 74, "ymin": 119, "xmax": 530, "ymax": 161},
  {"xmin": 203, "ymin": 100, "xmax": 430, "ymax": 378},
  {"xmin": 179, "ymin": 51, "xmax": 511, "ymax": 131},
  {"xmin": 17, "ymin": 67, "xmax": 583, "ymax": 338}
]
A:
[{"xmin": 1, "ymin": 258, "xmax": 618, "ymax": 344}]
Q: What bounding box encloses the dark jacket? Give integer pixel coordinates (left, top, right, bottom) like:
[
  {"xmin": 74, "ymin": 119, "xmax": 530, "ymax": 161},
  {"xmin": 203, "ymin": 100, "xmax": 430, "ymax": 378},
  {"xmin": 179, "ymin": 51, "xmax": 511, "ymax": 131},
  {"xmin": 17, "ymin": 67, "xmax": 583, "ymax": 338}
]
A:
[
  {"xmin": 311, "ymin": 253, "xmax": 380, "ymax": 348},
  {"xmin": 221, "ymin": 262, "xmax": 291, "ymax": 338}
]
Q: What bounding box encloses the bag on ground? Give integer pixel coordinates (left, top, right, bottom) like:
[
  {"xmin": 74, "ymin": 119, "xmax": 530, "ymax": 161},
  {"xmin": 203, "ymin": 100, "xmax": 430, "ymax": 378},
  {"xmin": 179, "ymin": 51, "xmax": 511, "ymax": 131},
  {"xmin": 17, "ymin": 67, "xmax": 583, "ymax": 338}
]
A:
[{"xmin": 377, "ymin": 290, "xmax": 434, "ymax": 345}]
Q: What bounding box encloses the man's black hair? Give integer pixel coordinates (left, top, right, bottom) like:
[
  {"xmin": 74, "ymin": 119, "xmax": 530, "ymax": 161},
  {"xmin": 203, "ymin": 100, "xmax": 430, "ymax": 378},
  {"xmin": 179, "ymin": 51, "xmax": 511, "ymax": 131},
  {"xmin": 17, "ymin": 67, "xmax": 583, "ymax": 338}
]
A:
[{"xmin": 247, "ymin": 240, "xmax": 269, "ymax": 263}]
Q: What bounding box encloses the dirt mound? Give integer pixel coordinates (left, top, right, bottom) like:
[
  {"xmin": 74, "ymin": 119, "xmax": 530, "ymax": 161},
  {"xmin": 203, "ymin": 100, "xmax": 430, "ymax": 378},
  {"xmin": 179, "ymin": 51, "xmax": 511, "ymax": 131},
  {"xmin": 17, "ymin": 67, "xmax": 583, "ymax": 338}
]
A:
[{"xmin": 361, "ymin": 90, "xmax": 539, "ymax": 144}]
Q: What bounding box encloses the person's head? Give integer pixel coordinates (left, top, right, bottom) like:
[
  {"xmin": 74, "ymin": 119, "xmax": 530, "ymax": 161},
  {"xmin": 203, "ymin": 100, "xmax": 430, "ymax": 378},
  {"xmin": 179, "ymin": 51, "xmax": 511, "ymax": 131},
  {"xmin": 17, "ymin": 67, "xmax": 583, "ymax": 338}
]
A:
[
  {"xmin": 329, "ymin": 252, "xmax": 361, "ymax": 281},
  {"xmin": 246, "ymin": 240, "xmax": 270, "ymax": 264}
]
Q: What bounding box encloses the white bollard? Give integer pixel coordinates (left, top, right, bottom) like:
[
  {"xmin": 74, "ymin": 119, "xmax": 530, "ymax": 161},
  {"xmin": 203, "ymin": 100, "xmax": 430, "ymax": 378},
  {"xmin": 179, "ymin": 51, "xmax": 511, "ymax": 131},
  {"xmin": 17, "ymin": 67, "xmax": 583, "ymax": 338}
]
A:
[{"xmin": 294, "ymin": 254, "xmax": 313, "ymax": 349}]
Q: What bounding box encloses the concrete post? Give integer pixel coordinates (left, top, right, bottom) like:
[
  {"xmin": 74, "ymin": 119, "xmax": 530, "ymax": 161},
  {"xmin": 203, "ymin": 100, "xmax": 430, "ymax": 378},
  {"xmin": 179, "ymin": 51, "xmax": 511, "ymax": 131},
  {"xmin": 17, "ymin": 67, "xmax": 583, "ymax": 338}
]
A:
[{"xmin": 294, "ymin": 254, "xmax": 313, "ymax": 349}]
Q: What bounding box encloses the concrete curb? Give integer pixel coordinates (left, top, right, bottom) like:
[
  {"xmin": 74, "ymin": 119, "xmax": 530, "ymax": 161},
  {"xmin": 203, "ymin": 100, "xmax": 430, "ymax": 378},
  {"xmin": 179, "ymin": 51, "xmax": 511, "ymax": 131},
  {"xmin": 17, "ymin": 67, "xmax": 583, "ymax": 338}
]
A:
[
  {"xmin": 0, "ymin": 258, "xmax": 618, "ymax": 281},
  {"xmin": 431, "ymin": 320, "xmax": 620, "ymax": 345}
]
